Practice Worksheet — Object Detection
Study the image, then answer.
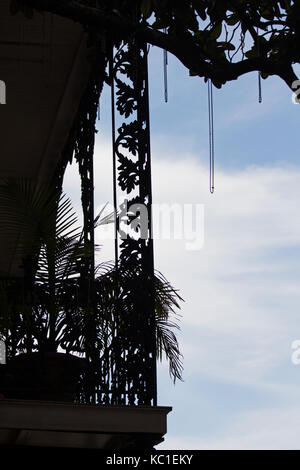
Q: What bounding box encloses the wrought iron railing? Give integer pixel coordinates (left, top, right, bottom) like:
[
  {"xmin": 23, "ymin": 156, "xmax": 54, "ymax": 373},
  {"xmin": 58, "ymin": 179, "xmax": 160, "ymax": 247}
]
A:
[
  {"xmin": 0, "ymin": 31, "xmax": 157, "ymax": 406},
  {"xmin": 56, "ymin": 37, "xmax": 157, "ymax": 406}
]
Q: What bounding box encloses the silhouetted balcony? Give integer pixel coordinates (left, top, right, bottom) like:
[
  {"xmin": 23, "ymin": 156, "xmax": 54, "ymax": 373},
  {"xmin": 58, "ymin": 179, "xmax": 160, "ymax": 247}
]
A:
[{"xmin": 0, "ymin": 1, "xmax": 174, "ymax": 450}]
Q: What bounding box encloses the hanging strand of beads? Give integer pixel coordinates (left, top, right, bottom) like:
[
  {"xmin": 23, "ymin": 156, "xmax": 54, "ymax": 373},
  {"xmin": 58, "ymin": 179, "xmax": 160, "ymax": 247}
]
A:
[
  {"xmin": 163, "ymin": 28, "xmax": 168, "ymax": 103},
  {"xmin": 208, "ymin": 79, "xmax": 215, "ymax": 194},
  {"xmin": 258, "ymin": 71, "xmax": 262, "ymax": 103},
  {"xmin": 257, "ymin": 28, "xmax": 262, "ymax": 103},
  {"xmin": 110, "ymin": 49, "xmax": 119, "ymax": 268}
]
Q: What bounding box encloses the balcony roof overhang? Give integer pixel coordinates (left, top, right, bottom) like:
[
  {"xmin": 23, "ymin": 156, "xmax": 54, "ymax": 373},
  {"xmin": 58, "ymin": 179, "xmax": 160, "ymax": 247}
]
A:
[
  {"xmin": 0, "ymin": 399, "xmax": 172, "ymax": 450},
  {"xmin": 0, "ymin": 1, "xmax": 91, "ymax": 277}
]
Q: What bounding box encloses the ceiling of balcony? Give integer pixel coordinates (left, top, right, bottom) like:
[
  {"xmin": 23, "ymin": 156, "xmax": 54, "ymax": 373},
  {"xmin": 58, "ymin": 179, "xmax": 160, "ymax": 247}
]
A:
[{"xmin": 0, "ymin": 1, "xmax": 90, "ymax": 277}]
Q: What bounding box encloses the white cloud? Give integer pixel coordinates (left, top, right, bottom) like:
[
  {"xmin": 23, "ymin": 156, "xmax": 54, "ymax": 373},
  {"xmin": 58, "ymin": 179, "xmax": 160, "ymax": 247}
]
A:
[
  {"xmin": 158, "ymin": 406, "xmax": 300, "ymax": 450},
  {"xmin": 219, "ymin": 74, "xmax": 289, "ymax": 127},
  {"xmin": 151, "ymin": 151, "xmax": 300, "ymax": 449},
  {"xmin": 63, "ymin": 138, "xmax": 300, "ymax": 449}
]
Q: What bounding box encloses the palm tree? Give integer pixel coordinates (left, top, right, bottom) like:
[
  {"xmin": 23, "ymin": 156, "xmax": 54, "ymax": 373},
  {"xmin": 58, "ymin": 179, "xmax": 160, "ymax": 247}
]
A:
[
  {"xmin": 0, "ymin": 178, "xmax": 89, "ymax": 356},
  {"xmin": 0, "ymin": 178, "xmax": 183, "ymax": 396}
]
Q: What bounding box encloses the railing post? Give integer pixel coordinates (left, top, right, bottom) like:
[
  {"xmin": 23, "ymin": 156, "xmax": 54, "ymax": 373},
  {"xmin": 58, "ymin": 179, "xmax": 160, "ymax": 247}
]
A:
[{"xmin": 110, "ymin": 40, "xmax": 157, "ymax": 405}]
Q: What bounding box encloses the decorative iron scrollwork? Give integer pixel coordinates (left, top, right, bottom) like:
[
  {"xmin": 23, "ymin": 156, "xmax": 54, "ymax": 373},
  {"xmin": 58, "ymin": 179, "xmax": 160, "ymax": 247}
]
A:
[
  {"xmin": 54, "ymin": 36, "xmax": 157, "ymax": 407},
  {"xmin": 107, "ymin": 39, "xmax": 157, "ymax": 406}
]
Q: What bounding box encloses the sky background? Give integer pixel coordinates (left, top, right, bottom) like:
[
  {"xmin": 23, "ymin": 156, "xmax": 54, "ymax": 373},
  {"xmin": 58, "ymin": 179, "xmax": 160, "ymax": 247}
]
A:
[{"xmin": 63, "ymin": 46, "xmax": 300, "ymax": 450}]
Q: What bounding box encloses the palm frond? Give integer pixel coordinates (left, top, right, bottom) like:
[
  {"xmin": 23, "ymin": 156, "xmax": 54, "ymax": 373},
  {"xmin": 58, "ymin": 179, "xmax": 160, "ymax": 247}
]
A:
[
  {"xmin": 0, "ymin": 179, "xmax": 184, "ymax": 384},
  {"xmin": 94, "ymin": 203, "xmax": 116, "ymax": 228},
  {"xmin": 94, "ymin": 263, "xmax": 184, "ymax": 382}
]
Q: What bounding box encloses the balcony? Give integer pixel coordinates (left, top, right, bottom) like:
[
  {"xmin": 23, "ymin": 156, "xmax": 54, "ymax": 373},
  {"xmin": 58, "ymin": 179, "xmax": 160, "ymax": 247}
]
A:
[{"xmin": 0, "ymin": 1, "xmax": 176, "ymax": 450}]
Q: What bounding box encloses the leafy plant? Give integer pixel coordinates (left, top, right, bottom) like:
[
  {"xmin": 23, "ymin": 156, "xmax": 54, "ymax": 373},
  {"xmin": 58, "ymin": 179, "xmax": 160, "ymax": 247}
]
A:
[
  {"xmin": 93, "ymin": 263, "xmax": 183, "ymax": 383},
  {"xmin": 0, "ymin": 179, "xmax": 90, "ymax": 355},
  {"xmin": 11, "ymin": 0, "xmax": 300, "ymax": 91},
  {"xmin": 0, "ymin": 178, "xmax": 183, "ymax": 382}
]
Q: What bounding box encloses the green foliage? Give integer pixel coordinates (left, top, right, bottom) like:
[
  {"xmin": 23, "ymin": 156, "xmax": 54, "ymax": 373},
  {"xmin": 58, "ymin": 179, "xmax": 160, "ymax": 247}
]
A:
[
  {"xmin": 0, "ymin": 179, "xmax": 183, "ymax": 382},
  {"xmin": 96, "ymin": 264, "xmax": 184, "ymax": 382},
  {"xmin": 0, "ymin": 179, "xmax": 89, "ymax": 354},
  {"xmin": 10, "ymin": 0, "xmax": 300, "ymax": 87}
]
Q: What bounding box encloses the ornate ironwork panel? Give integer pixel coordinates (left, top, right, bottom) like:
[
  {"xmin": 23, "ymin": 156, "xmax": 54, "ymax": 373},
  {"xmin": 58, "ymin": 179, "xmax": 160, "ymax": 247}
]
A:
[
  {"xmin": 107, "ymin": 39, "xmax": 157, "ymax": 406},
  {"xmin": 53, "ymin": 36, "xmax": 157, "ymax": 407}
]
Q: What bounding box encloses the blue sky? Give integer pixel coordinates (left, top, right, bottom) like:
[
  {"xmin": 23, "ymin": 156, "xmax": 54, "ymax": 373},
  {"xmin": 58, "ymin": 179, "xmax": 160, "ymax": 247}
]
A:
[{"xmin": 63, "ymin": 46, "xmax": 300, "ymax": 449}]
